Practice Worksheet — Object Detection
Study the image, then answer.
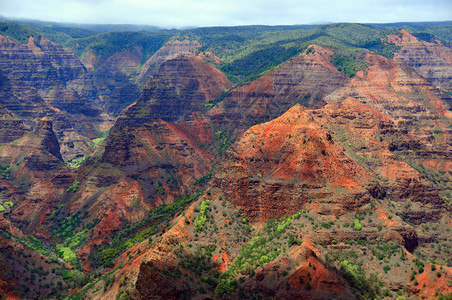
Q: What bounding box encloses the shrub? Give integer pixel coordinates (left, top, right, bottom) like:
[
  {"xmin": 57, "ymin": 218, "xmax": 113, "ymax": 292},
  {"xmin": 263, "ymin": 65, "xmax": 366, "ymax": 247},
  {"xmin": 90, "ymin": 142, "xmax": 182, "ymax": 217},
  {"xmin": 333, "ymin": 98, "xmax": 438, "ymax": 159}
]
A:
[
  {"xmin": 215, "ymin": 273, "xmax": 236, "ymax": 297},
  {"xmin": 353, "ymin": 219, "xmax": 362, "ymax": 231},
  {"xmin": 194, "ymin": 200, "xmax": 210, "ymax": 231},
  {"xmin": 66, "ymin": 181, "xmax": 80, "ymax": 193},
  {"xmin": 413, "ymin": 258, "xmax": 424, "ymax": 273}
]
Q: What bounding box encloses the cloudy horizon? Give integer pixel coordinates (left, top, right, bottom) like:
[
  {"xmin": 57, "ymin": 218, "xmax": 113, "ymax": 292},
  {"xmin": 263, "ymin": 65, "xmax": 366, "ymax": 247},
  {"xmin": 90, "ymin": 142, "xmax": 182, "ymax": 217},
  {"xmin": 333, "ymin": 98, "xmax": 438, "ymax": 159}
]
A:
[{"xmin": 1, "ymin": 0, "xmax": 451, "ymax": 28}]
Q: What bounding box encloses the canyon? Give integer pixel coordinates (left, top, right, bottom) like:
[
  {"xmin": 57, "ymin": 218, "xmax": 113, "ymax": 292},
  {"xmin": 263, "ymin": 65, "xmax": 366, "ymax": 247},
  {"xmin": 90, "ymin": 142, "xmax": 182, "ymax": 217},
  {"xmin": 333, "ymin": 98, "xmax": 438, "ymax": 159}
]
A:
[{"xmin": 0, "ymin": 20, "xmax": 450, "ymax": 299}]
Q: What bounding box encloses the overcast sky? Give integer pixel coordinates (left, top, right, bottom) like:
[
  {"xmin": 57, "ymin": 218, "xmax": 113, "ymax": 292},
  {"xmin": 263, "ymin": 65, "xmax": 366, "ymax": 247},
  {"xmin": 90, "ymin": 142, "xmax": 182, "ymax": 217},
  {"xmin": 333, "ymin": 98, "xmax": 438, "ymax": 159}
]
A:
[{"xmin": 1, "ymin": 0, "xmax": 451, "ymax": 28}]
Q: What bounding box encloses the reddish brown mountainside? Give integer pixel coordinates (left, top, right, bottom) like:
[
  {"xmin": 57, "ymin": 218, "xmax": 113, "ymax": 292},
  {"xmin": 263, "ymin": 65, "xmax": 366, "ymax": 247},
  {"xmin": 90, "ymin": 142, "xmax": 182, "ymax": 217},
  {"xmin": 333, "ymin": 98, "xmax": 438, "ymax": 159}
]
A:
[
  {"xmin": 387, "ymin": 29, "xmax": 452, "ymax": 90},
  {"xmin": 137, "ymin": 39, "xmax": 201, "ymax": 86},
  {"xmin": 0, "ymin": 34, "xmax": 99, "ymax": 116},
  {"xmin": 0, "ymin": 118, "xmax": 71, "ymax": 232},
  {"xmin": 49, "ymin": 55, "xmax": 231, "ymax": 265},
  {"xmin": 213, "ymin": 104, "xmax": 372, "ymax": 221},
  {"xmin": 206, "ymin": 45, "xmax": 349, "ymax": 136},
  {"xmin": 0, "ymin": 25, "xmax": 451, "ymax": 299},
  {"xmin": 124, "ymin": 54, "xmax": 232, "ymax": 124}
]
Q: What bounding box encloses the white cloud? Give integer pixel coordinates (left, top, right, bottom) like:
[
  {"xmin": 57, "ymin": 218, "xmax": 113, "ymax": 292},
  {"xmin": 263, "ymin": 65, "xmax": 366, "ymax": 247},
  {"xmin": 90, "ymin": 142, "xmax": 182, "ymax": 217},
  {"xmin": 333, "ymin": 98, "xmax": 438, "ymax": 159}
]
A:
[{"xmin": 0, "ymin": 0, "xmax": 451, "ymax": 27}]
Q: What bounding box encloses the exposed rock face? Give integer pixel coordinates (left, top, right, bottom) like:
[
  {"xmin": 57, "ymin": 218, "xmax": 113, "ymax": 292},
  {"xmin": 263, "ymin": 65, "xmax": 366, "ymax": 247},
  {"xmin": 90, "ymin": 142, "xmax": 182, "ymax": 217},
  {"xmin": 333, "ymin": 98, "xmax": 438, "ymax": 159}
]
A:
[
  {"xmin": 61, "ymin": 55, "xmax": 229, "ymax": 252},
  {"xmin": 137, "ymin": 39, "xmax": 201, "ymax": 86},
  {"xmin": 0, "ymin": 103, "xmax": 28, "ymax": 143},
  {"xmin": 92, "ymin": 48, "xmax": 143, "ymax": 115},
  {"xmin": 0, "ymin": 34, "xmax": 113, "ymax": 163},
  {"xmin": 126, "ymin": 54, "xmax": 232, "ymax": 124},
  {"xmin": 101, "ymin": 118, "xmax": 214, "ymax": 187},
  {"xmin": 0, "ymin": 117, "xmax": 69, "ymax": 232},
  {"xmin": 0, "ymin": 34, "xmax": 99, "ymax": 116},
  {"xmin": 33, "ymin": 118, "xmax": 63, "ymax": 162},
  {"xmin": 0, "ymin": 71, "xmax": 56, "ymax": 128},
  {"xmin": 387, "ymin": 30, "xmax": 452, "ymax": 90},
  {"xmin": 244, "ymin": 240, "xmax": 356, "ymax": 300},
  {"xmin": 0, "ymin": 24, "xmax": 450, "ymax": 299},
  {"xmin": 213, "ymin": 104, "xmax": 372, "ymax": 221},
  {"xmin": 101, "ymin": 53, "xmax": 230, "ymax": 169},
  {"xmin": 0, "ymin": 214, "xmax": 67, "ymax": 299},
  {"xmin": 319, "ymin": 99, "xmax": 450, "ymax": 224},
  {"xmin": 0, "ymin": 71, "xmax": 104, "ymax": 163},
  {"xmin": 206, "ymin": 45, "xmax": 349, "ymax": 136},
  {"xmin": 318, "ymin": 52, "xmax": 451, "ymax": 223},
  {"xmin": 136, "ymin": 263, "xmax": 190, "ymax": 299}
]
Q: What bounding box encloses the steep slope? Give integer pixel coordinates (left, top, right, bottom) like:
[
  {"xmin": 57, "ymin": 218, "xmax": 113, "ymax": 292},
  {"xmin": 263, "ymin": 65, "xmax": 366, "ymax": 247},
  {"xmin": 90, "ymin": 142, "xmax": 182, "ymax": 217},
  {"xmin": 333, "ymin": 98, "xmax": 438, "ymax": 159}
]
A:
[
  {"xmin": 206, "ymin": 45, "xmax": 349, "ymax": 137},
  {"xmin": 124, "ymin": 54, "xmax": 232, "ymax": 124},
  {"xmin": 1, "ymin": 22, "xmax": 451, "ymax": 300},
  {"xmin": 387, "ymin": 29, "xmax": 452, "ymax": 90},
  {"xmin": 90, "ymin": 49, "xmax": 142, "ymax": 116},
  {"xmin": 0, "ymin": 118, "xmax": 75, "ymax": 234},
  {"xmin": 43, "ymin": 54, "xmax": 232, "ymax": 270},
  {"xmin": 91, "ymin": 40, "xmax": 202, "ymax": 116},
  {"xmin": 0, "ymin": 103, "xmax": 28, "ymax": 143},
  {"xmin": 323, "ymin": 52, "xmax": 452, "ymax": 215},
  {"xmin": 213, "ymin": 104, "xmax": 372, "ymax": 221},
  {"xmin": 0, "ymin": 34, "xmax": 99, "ymax": 116},
  {"xmin": 110, "ymin": 47, "xmax": 452, "ymax": 300},
  {"xmin": 0, "ymin": 34, "xmax": 113, "ymax": 165},
  {"xmin": 0, "ymin": 71, "xmax": 105, "ymax": 165},
  {"xmin": 137, "ymin": 39, "xmax": 201, "ymax": 86}
]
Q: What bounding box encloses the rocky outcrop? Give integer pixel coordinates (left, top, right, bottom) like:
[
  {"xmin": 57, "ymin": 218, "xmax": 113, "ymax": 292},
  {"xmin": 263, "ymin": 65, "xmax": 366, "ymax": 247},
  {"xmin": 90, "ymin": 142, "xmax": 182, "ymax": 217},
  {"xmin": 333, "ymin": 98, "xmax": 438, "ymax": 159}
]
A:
[
  {"xmin": 0, "ymin": 34, "xmax": 113, "ymax": 163},
  {"xmin": 101, "ymin": 119, "xmax": 214, "ymax": 184},
  {"xmin": 0, "ymin": 116, "xmax": 70, "ymax": 232},
  {"xmin": 206, "ymin": 45, "xmax": 349, "ymax": 136},
  {"xmin": 136, "ymin": 263, "xmax": 190, "ymax": 299},
  {"xmin": 125, "ymin": 54, "xmax": 232, "ymax": 124},
  {"xmin": 387, "ymin": 30, "xmax": 452, "ymax": 90},
  {"xmin": 0, "ymin": 103, "xmax": 28, "ymax": 143},
  {"xmin": 137, "ymin": 39, "xmax": 201, "ymax": 86},
  {"xmin": 33, "ymin": 118, "xmax": 63, "ymax": 162},
  {"xmin": 0, "ymin": 71, "xmax": 56, "ymax": 128},
  {"xmin": 0, "ymin": 34, "xmax": 100, "ymax": 116},
  {"xmin": 92, "ymin": 48, "xmax": 143, "ymax": 115},
  {"xmin": 0, "ymin": 71, "xmax": 105, "ymax": 163},
  {"xmin": 62, "ymin": 54, "xmax": 231, "ymax": 254},
  {"xmin": 213, "ymin": 104, "xmax": 372, "ymax": 221}
]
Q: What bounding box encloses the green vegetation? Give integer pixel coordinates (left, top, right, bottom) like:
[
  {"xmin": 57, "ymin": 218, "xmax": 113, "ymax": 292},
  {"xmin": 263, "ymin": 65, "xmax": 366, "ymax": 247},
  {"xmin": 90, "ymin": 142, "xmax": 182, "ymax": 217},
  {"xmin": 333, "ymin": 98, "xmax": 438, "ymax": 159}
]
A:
[
  {"xmin": 90, "ymin": 189, "xmax": 204, "ymax": 268},
  {"xmin": 0, "ymin": 204, "xmax": 5, "ymax": 212},
  {"xmin": 215, "ymin": 130, "xmax": 230, "ymax": 156},
  {"xmin": 193, "ymin": 173, "xmax": 212, "ymax": 186},
  {"xmin": 52, "ymin": 212, "xmax": 87, "ymax": 240},
  {"xmin": 353, "ymin": 218, "xmax": 362, "ymax": 231},
  {"xmin": 67, "ymin": 181, "xmax": 81, "ymax": 193},
  {"xmin": 155, "ymin": 181, "xmax": 165, "ymax": 195},
  {"xmin": 68, "ymin": 155, "xmax": 89, "ymax": 169},
  {"xmin": 56, "ymin": 245, "xmax": 78, "ymax": 265},
  {"xmin": 371, "ymin": 242, "xmax": 400, "ymax": 260},
  {"xmin": 180, "ymin": 22, "xmax": 409, "ymax": 84},
  {"xmin": 194, "ymin": 200, "xmax": 210, "ymax": 231},
  {"xmin": 3, "ymin": 201, "xmax": 13, "ymax": 207},
  {"xmin": 0, "ymin": 164, "xmax": 13, "ymax": 180},
  {"xmin": 63, "ymin": 31, "xmax": 169, "ymax": 64},
  {"xmin": 332, "ymin": 52, "xmax": 356, "ymax": 77},
  {"xmin": 215, "ymin": 212, "xmax": 301, "ymax": 296},
  {"xmin": 413, "ymin": 258, "xmax": 424, "ymax": 273},
  {"xmin": 0, "ymin": 22, "xmax": 41, "ymax": 43},
  {"xmin": 339, "ymin": 259, "xmax": 381, "ymax": 299},
  {"xmin": 92, "ymin": 137, "xmax": 105, "ymax": 145}
]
